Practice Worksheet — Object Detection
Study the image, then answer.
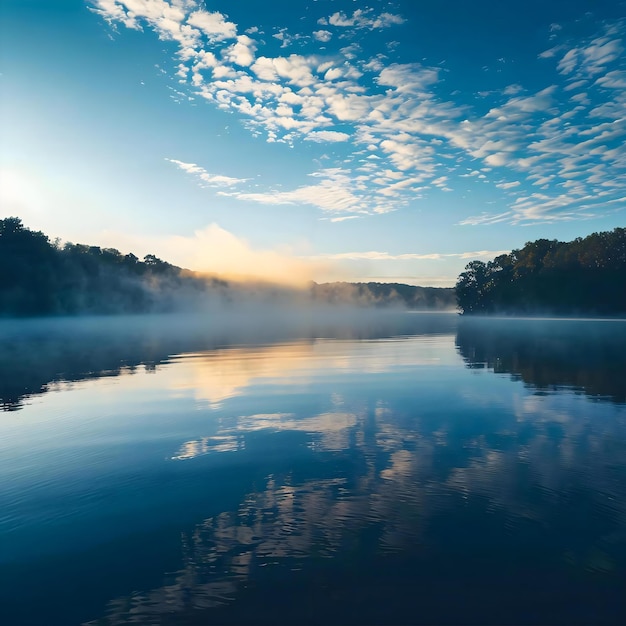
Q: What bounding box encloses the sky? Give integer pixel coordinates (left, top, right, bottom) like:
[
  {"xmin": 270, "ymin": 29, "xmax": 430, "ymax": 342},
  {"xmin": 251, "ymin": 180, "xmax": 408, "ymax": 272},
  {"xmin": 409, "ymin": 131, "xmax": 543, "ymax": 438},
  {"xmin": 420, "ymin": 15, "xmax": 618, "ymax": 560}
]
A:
[{"xmin": 1, "ymin": 0, "xmax": 625, "ymax": 286}]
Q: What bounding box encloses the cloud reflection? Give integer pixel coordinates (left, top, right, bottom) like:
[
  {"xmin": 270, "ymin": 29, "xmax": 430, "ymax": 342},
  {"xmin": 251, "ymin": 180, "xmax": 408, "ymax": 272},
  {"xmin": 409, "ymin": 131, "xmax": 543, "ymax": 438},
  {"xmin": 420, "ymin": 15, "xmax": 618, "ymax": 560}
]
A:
[
  {"xmin": 4, "ymin": 314, "xmax": 625, "ymax": 625},
  {"xmin": 90, "ymin": 367, "xmax": 626, "ymax": 625},
  {"xmin": 0, "ymin": 311, "xmax": 456, "ymax": 411}
]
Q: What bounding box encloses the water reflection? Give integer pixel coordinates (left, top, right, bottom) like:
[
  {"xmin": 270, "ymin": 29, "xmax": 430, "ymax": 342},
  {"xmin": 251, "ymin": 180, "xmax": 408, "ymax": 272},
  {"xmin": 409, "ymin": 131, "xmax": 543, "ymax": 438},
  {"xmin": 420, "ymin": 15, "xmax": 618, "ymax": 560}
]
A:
[
  {"xmin": 86, "ymin": 343, "xmax": 625, "ymax": 624},
  {"xmin": 456, "ymin": 316, "xmax": 626, "ymax": 403},
  {"xmin": 1, "ymin": 314, "xmax": 625, "ymax": 625},
  {"xmin": 0, "ymin": 310, "xmax": 455, "ymax": 411}
]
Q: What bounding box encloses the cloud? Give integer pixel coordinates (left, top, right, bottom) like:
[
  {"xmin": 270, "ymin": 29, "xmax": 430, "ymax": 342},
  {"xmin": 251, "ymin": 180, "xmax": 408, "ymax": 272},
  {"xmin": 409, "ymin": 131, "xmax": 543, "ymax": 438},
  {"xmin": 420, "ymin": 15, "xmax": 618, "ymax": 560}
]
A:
[
  {"xmin": 503, "ymin": 84, "xmax": 524, "ymax": 96},
  {"xmin": 458, "ymin": 212, "xmax": 514, "ymax": 226},
  {"xmin": 459, "ymin": 190, "xmax": 609, "ymax": 225},
  {"xmin": 168, "ymin": 224, "xmax": 327, "ymax": 282},
  {"xmin": 313, "ymin": 30, "xmax": 332, "ymax": 43},
  {"xmin": 304, "ymin": 130, "xmax": 350, "ymax": 143},
  {"xmin": 328, "ymin": 215, "xmax": 361, "ymax": 223},
  {"xmin": 166, "ymin": 158, "xmax": 249, "ymax": 187},
  {"xmin": 272, "ymin": 27, "xmax": 309, "ymax": 49},
  {"xmin": 557, "ymin": 37, "xmax": 623, "ymax": 78},
  {"xmin": 377, "ymin": 63, "xmax": 439, "ymax": 93},
  {"xmin": 496, "ymin": 181, "xmax": 521, "ymax": 189},
  {"xmin": 97, "ymin": 223, "xmax": 334, "ymax": 285},
  {"xmin": 221, "ymin": 168, "xmax": 377, "ymax": 214},
  {"xmin": 324, "ymin": 9, "xmax": 405, "ymax": 30},
  {"xmin": 317, "ymin": 250, "xmax": 509, "ymax": 261},
  {"xmin": 595, "ymin": 69, "xmax": 626, "ymax": 89},
  {"xmin": 91, "ymin": 3, "xmax": 626, "ymax": 225},
  {"xmin": 223, "ymin": 35, "xmax": 257, "ymax": 67},
  {"xmin": 186, "ymin": 8, "xmax": 236, "ymax": 41}
]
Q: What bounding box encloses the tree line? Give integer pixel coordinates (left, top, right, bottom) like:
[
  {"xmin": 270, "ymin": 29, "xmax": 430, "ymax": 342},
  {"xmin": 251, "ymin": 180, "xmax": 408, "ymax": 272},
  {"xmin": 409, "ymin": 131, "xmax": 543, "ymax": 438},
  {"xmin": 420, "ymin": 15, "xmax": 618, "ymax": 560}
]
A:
[
  {"xmin": 456, "ymin": 227, "xmax": 626, "ymax": 315},
  {"xmin": 0, "ymin": 217, "xmax": 456, "ymax": 317},
  {"xmin": 4, "ymin": 217, "xmax": 624, "ymax": 317},
  {"xmin": 0, "ymin": 217, "xmax": 227, "ymax": 316}
]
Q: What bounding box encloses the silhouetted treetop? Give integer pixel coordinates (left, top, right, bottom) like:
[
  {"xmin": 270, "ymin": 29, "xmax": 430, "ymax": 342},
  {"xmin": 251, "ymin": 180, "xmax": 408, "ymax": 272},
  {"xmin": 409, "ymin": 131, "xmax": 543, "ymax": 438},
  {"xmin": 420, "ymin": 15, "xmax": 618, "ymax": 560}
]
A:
[
  {"xmin": 456, "ymin": 227, "xmax": 626, "ymax": 315},
  {"xmin": 0, "ymin": 217, "xmax": 195, "ymax": 316}
]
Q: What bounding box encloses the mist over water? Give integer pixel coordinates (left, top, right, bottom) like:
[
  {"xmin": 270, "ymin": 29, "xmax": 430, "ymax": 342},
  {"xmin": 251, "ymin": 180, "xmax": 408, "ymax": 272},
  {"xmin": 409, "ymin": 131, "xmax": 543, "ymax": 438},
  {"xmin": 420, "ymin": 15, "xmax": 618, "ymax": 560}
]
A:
[
  {"xmin": 0, "ymin": 309, "xmax": 455, "ymax": 411},
  {"xmin": 1, "ymin": 312, "xmax": 625, "ymax": 625}
]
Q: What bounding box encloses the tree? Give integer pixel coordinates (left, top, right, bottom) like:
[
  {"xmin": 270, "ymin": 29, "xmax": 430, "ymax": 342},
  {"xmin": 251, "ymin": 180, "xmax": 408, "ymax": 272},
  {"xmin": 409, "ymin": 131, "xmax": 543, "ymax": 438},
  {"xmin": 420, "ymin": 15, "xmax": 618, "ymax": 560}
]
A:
[
  {"xmin": 455, "ymin": 228, "xmax": 626, "ymax": 315},
  {"xmin": 456, "ymin": 261, "xmax": 491, "ymax": 314}
]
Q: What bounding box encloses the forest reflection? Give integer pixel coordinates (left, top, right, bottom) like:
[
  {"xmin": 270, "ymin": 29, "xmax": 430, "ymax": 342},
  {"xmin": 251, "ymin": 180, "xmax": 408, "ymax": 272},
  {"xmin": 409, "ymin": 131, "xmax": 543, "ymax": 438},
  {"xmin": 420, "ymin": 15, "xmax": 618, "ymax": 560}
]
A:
[
  {"xmin": 456, "ymin": 316, "xmax": 626, "ymax": 404},
  {"xmin": 2, "ymin": 312, "xmax": 625, "ymax": 625},
  {"xmin": 3, "ymin": 313, "xmax": 626, "ymax": 411}
]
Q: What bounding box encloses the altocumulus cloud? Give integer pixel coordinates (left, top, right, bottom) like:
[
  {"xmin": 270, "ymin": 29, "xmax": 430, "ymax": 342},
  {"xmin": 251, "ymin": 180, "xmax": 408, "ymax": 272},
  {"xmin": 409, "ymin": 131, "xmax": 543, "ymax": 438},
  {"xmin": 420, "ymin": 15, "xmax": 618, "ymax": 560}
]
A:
[
  {"xmin": 90, "ymin": 1, "xmax": 626, "ymax": 225},
  {"xmin": 166, "ymin": 158, "xmax": 250, "ymax": 187}
]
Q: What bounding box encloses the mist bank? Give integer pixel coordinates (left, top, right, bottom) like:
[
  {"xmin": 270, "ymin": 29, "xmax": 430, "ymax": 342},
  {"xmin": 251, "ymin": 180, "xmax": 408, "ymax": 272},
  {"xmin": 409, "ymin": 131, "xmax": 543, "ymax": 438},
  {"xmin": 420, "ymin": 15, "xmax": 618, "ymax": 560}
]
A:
[
  {"xmin": 0, "ymin": 310, "xmax": 457, "ymax": 410},
  {"xmin": 0, "ymin": 218, "xmax": 454, "ymax": 316},
  {"xmin": 311, "ymin": 281, "xmax": 455, "ymax": 310},
  {"xmin": 456, "ymin": 227, "xmax": 626, "ymax": 316},
  {"xmin": 4, "ymin": 312, "xmax": 626, "ymax": 411}
]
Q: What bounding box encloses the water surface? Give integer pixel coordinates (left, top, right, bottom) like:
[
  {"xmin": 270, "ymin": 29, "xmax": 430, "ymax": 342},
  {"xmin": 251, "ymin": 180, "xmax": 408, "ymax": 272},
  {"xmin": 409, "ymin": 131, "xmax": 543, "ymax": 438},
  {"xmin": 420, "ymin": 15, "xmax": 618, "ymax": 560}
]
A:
[{"xmin": 1, "ymin": 312, "xmax": 625, "ymax": 625}]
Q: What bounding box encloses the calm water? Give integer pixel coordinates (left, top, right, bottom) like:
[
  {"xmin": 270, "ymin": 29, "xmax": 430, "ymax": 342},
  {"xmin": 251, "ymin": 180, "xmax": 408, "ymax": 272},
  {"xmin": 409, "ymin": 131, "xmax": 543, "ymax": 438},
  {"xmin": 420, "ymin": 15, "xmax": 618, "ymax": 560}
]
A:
[{"xmin": 1, "ymin": 311, "xmax": 625, "ymax": 625}]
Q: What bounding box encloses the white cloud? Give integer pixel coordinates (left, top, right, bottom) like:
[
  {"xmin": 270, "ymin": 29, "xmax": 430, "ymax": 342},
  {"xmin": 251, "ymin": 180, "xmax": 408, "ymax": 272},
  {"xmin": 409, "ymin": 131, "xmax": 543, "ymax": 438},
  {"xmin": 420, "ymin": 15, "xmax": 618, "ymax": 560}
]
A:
[
  {"xmin": 98, "ymin": 223, "xmax": 333, "ymax": 285},
  {"xmin": 555, "ymin": 27, "xmax": 624, "ymax": 79},
  {"xmin": 496, "ymin": 181, "xmax": 521, "ymax": 189},
  {"xmin": 377, "ymin": 63, "xmax": 439, "ymax": 93},
  {"xmin": 186, "ymin": 8, "xmax": 236, "ymax": 41},
  {"xmin": 166, "ymin": 158, "xmax": 249, "ymax": 187},
  {"xmin": 271, "ymin": 27, "xmax": 309, "ymax": 49},
  {"xmin": 458, "ymin": 212, "xmax": 514, "ymax": 226},
  {"xmin": 313, "ymin": 30, "xmax": 332, "ymax": 43},
  {"xmin": 328, "ymin": 215, "xmax": 361, "ymax": 223},
  {"xmin": 250, "ymin": 54, "xmax": 317, "ymax": 86},
  {"xmin": 92, "ymin": 5, "xmax": 626, "ymax": 226},
  {"xmin": 223, "ymin": 35, "xmax": 257, "ymax": 67},
  {"xmin": 221, "ymin": 168, "xmax": 374, "ymax": 214},
  {"xmin": 503, "ymin": 84, "xmax": 524, "ymax": 96},
  {"xmin": 318, "ymin": 249, "xmax": 509, "ymax": 261},
  {"xmin": 379, "ymin": 138, "xmax": 435, "ymax": 173},
  {"xmin": 595, "ymin": 70, "xmax": 626, "ymax": 89},
  {"xmin": 538, "ymin": 45, "xmax": 564, "ymax": 59},
  {"xmin": 484, "ymin": 153, "xmax": 509, "ymax": 167},
  {"xmin": 325, "ymin": 9, "xmax": 405, "ymax": 30},
  {"xmin": 304, "ymin": 130, "xmax": 351, "ymax": 143}
]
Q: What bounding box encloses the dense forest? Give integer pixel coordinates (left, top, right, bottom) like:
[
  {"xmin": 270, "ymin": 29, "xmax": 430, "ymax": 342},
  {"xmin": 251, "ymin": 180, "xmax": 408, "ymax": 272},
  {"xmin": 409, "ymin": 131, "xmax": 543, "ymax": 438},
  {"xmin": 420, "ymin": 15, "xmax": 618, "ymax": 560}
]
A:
[
  {"xmin": 0, "ymin": 217, "xmax": 230, "ymax": 316},
  {"xmin": 0, "ymin": 218, "xmax": 455, "ymax": 316},
  {"xmin": 456, "ymin": 228, "xmax": 626, "ymax": 315},
  {"xmin": 4, "ymin": 218, "xmax": 625, "ymax": 317}
]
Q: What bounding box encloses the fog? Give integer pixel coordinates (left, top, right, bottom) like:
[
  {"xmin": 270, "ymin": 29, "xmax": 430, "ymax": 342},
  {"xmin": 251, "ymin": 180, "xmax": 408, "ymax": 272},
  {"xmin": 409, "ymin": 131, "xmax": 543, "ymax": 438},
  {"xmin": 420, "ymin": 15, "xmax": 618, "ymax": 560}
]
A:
[
  {"xmin": 0, "ymin": 309, "xmax": 457, "ymax": 411},
  {"xmin": 82, "ymin": 269, "xmax": 458, "ymax": 315},
  {"xmin": 0, "ymin": 217, "xmax": 456, "ymax": 317},
  {"xmin": 4, "ymin": 310, "xmax": 626, "ymax": 412}
]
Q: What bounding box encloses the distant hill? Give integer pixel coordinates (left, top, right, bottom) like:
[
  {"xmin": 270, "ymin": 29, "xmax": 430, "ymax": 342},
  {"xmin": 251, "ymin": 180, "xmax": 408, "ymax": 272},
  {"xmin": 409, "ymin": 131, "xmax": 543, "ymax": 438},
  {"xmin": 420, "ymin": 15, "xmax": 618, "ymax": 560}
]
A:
[
  {"xmin": 310, "ymin": 281, "xmax": 456, "ymax": 310},
  {"xmin": 0, "ymin": 218, "xmax": 454, "ymax": 317},
  {"xmin": 456, "ymin": 227, "xmax": 626, "ymax": 315}
]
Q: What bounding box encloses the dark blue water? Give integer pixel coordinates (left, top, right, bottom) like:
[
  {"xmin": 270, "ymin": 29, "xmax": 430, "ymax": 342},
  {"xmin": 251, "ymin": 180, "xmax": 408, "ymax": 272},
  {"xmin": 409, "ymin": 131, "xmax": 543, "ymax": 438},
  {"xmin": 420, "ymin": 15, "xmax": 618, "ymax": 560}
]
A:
[{"xmin": 1, "ymin": 312, "xmax": 625, "ymax": 625}]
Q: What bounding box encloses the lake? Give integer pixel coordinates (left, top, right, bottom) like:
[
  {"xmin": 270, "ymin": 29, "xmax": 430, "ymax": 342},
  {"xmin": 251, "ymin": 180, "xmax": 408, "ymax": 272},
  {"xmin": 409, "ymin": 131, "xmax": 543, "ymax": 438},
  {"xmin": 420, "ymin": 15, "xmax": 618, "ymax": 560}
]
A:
[{"xmin": 1, "ymin": 311, "xmax": 625, "ymax": 625}]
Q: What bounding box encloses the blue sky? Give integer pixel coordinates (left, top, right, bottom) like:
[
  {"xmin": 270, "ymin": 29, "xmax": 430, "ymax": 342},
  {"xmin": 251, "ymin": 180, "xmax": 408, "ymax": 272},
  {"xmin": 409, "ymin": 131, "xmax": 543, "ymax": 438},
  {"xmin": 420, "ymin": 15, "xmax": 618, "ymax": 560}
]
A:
[{"xmin": 1, "ymin": 0, "xmax": 625, "ymax": 285}]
